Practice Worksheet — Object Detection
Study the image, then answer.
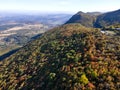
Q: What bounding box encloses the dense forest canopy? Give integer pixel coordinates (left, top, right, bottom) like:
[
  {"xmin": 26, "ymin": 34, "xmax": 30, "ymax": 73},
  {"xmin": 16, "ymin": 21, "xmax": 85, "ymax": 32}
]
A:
[{"xmin": 0, "ymin": 24, "xmax": 120, "ymax": 90}]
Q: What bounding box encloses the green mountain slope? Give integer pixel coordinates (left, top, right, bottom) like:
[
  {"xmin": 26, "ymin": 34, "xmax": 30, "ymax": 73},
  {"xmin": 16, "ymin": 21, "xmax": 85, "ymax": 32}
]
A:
[
  {"xmin": 66, "ymin": 9, "xmax": 120, "ymax": 28},
  {"xmin": 94, "ymin": 9, "xmax": 120, "ymax": 28},
  {"xmin": 0, "ymin": 24, "xmax": 120, "ymax": 90},
  {"xmin": 65, "ymin": 12, "xmax": 97, "ymax": 27}
]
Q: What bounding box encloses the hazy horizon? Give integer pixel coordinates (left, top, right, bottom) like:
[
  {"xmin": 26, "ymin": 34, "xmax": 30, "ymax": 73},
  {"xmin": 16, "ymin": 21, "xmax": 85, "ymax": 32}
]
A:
[
  {"xmin": 0, "ymin": 9, "xmax": 119, "ymax": 15},
  {"xmin": 0, "ymin": 0, "xmax": 120, "ymax": 13}
]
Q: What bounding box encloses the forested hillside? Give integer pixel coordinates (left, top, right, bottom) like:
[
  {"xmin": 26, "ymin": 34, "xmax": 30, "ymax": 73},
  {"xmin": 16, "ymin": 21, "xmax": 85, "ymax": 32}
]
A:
[
  {"xmin": 95, "ymin": 9, "xmax": 120, "ymax": 28},
  {"xmin": 0, "ymin": 24, "xmax": 119, "ymax": 90},
  {"xmin": 66, "ymin": 9, "xmax": 120, "ymax": 28},
  {"xmin": 65, "ymin": 12, "xmax": 97, "ymax": 27}
]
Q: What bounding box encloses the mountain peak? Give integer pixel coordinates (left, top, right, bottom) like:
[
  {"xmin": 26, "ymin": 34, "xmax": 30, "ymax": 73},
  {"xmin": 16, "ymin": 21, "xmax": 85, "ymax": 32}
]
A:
[
  {"xmin": 76, "ymin": 11, "xmax": 84, "ymax": 14},
  {"xmin": 65, "ymin": 11, "xmax": 96, "ymax": 27},
  {"xmin": 66, "ymin": 9, "xmax": 120, "ymax": 28}
]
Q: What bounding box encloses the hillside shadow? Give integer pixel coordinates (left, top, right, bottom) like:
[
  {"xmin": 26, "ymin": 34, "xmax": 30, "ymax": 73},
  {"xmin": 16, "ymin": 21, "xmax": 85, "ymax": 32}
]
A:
[{"xmin": 0, "ymin": 48, "xmax": 20, "ymax": 61}]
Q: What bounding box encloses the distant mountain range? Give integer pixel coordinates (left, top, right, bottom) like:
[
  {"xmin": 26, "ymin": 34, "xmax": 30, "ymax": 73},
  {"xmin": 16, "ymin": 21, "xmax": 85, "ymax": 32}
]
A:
[{"xmin": 66, "ymin": 9, "xmax": 120, "ymax": 28}]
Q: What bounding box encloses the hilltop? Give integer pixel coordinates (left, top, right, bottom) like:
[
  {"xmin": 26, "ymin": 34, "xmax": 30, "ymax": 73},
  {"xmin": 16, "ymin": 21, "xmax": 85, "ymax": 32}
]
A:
[
  {"xmin": 0, "ymin": 24, "xmax": 120, "ymax": 90},
  {"xmin": 65, "ymin": 12, "xmax": 97, "ymax": 27},
  {"xmin": 66, "ymin": 9, "xmax": 120, "ymax": 28}
]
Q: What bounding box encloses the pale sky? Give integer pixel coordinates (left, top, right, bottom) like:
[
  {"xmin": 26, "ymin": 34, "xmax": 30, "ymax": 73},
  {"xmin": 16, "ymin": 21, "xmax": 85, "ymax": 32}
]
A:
[{"xmin": 0, "ymin": 0, "xmax": 120, "ymax": 13}]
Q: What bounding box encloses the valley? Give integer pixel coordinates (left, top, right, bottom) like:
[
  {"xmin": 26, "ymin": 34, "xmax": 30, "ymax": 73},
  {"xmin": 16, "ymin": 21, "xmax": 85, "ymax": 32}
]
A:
[
  {"xmin": 0, "ymin": 23, "xmax": 47, "ymax": 56},
  {"xmin": 0, "ymin": 13, "xmax": 72, "ymax": 57}
]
